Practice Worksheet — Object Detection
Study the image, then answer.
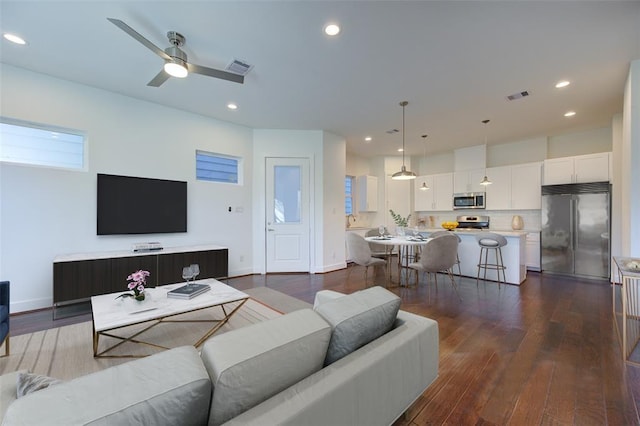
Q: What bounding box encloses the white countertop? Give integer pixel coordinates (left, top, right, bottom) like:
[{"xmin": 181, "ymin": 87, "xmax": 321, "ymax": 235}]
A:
[{"xmin": 421, "ymin": 228, "xmax": 529, "ymax": 237}]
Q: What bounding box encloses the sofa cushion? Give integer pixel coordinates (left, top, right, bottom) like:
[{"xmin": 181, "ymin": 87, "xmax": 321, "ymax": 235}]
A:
[
  {"xmin": 0, "ymin": 306, "xmax": 7, "ymax": 323},
  {"xmin": 314, "ymin": 286, "xmax": 401, "ymax": 365},
  {"xmin": 0, "ymin": 370, "xmax": 27, "ymax": 424},
  {"xmin": 16, "ymin": 372, "xmax": 62, "ymax": 398},
  {"xmin": 200, "ymin": 308, "xmax": 331, "ymax": 426},
  {"xmin": 2, "ymin": 346, "xmax": 211, "ymax": 426}
]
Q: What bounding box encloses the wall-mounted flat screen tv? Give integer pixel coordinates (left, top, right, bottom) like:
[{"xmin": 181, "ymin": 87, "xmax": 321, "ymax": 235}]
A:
[{"xmin": 97, "ymin": 173, "xmax": 187, "ymax": 235}]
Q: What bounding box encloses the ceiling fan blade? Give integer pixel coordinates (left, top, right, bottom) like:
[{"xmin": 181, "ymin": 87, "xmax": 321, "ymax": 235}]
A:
[
  {"xmin": 187, "ymin": 63, "xmax": 244, "ymax": 84},
  {"xmin": 107, "ymin": 18, "xmax": 171, "ymax": 61},
  {"xmin": 147, "ymin": 69, "xmax": 171, "ymax": 87}
]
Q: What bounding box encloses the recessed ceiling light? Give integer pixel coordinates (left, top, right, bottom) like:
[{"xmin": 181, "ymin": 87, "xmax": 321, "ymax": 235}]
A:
[
  {"xmin": 564, "ymin": 111, "xmax": 576, "ymax": 117},
  {"xmin": 555, "ymin": 80, "xmax": 571, "ymax": 88},
  {"xmin": 397, "ymin": 148, "xmax": 404, "ymax": 152},
  {"xmin": 364, "ymin": 136, "xmax": 372, "ymax": 142},
  {"xmin": 324, "ymin": 23, "xmax": 340, "ymax": 36},
  {"xmin": 3, "ymin": 33, "xmax": 26, "ymax": 45},
  {"xmin": 227, "ymin": 103, "xmax": 238, "ymax": 110}
]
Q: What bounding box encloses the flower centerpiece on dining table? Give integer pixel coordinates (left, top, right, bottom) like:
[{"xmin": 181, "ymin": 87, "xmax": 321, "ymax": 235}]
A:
[{"xmin": 116, "ymin": 270, "xmax": 150, "ymax": 301}]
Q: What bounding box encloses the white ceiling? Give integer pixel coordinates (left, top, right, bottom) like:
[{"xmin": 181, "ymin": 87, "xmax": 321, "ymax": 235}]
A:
[{"xmin": 1, "ymin": 1, "xmax": 639, "ymax": 158}]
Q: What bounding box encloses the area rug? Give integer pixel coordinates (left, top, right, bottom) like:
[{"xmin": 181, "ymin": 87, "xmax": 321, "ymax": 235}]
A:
[{"xmin": 0, "ymin": 289, "xmax": 308, "ymax": 381}]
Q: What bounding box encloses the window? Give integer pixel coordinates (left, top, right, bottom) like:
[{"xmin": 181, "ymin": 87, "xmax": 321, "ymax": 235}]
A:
[
  {"xmin": 345, "ymin": 175, "xmax": 355, "ymax": 215},
  {"xmin": 0, "ymin": 118, "xmax": 86, "ymax": 170},
  {"xmin": 196, "ymin": 150, "xmax": 241, "ymax": 184}
]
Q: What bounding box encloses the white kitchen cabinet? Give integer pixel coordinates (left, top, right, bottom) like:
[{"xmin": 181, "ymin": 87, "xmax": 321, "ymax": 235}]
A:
[
  {"xmin": 414, "ymin": 173, "xmax": 453, "ymax": 211},
  {"xmin": 543, "ymin": 152, "xmax": 610, "ymax": 185},
  {"xmin": 485, "ymin": 166, "xmax": 511, "ymax": 210},
  {"xmin": 525, "ymin": 232, "xmax": 541, "ymax": 271},
  {"xmin": 511, "ymin": 162, "xmax": 542, "ymax": 209},
  {"xmin": 485, "ymin": 162, "xmax": 541, "ymax": 210},
  {"xmin": 357, "ymin": 175, "xmax": 378, "ymax": 212},
  {"xmin": 454, "ymin": 169, "xmax": 486, "ymax": 194}
]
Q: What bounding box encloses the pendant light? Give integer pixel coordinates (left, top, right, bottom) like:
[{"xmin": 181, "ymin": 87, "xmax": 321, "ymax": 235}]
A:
[
  {"xmin": 419, "ymin": 134, "xmax": 430, "ymax": 190},
  {"xmin": 479, "ymin": 119, "xmax": 492, "ymax": 186},
  {"xmin": 391, "ymin": 101, "xmax": 416, "ymax": 180}
]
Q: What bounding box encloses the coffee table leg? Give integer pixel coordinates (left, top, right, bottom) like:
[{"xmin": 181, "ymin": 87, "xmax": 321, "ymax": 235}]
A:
[
  {"xmin": 92, "ymin": 322, "xmax": 98, "ymax": 357},
  {"xmin": 194, "ymin": 298, "xmax": 248, "ymax": 347}
]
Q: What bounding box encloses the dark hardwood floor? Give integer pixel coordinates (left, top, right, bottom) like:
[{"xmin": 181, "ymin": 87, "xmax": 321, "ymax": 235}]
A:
[{"xmin": 8, "ymin": 266, "xmax": 640, "ymax": 425}]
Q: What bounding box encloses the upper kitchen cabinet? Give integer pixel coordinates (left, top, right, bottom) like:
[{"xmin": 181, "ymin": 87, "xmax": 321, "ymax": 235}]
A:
[
  {"xmin": 415, "ymin": 173, "xmax": 453, "ymax": 211},
  {"xmin": 511, "ymin": 162, "xmax": 542, "ymax": 209},
  {"xmin": 543, "ymin": 152, "xmax": 610, "ymax": 185},
  {"xmin": 453, "ymin": 169, "xmax": 486, "ymax": 194},
  {"xmin": 357, "ymin": 175, "xmax": 378, "ymax": 212},
  {"xmin": 485, "ymin": 162, "xmax": 542, "ymax": 210}
]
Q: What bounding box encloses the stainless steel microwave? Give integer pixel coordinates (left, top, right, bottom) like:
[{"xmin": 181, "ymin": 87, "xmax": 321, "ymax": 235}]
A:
[{"xmin": 453, "ymin": 192, "xmax": 486, "ymax": 210}]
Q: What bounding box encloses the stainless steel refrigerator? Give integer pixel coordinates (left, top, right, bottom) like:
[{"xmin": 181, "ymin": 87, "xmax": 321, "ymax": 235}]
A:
[{"xmin": 541, "ymin": 182, "xmax": 610, "ymax": 279}]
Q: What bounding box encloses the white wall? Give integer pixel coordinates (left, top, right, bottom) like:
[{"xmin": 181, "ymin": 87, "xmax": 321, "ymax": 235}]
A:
[
  {"xmin": 622, "ymin": 60, "xmax": 640, "ymax": 256},
  {"xmin": 322, "ymin": 131, "xmax": 347, "ymax": 272},
  {"xmin": 487, "ymin": 137, "xmax": 548, "ymax": 167},
  {"xmin": 547, "ymin": 127, "xmax": 613, "ymax": 158},
  {"xmin": 251, "ymin": 129, "xmax": 346, "ymax": 275},
  {"xmin": 0, "ymin": 64, "xmax": 254, "ymax": 312}
]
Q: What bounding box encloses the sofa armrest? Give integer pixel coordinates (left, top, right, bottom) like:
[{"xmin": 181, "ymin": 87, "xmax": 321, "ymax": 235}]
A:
[
  {"xmin": 223, "ymin": 310, "xmax": 439, "ymax": 426},
  {"xmin": 2, "ymin": 346, "xmax": 211, "ymax": 426},
  {"xmin": 312, "ymin": 289, "xmax": 345, "ymax": 309}
]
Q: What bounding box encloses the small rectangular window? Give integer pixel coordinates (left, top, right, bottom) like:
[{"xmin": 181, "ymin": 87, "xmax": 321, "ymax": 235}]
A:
[
  {"xmin": 345, "ymin": 175, "xmax": 355, "ymax": 215},
  {"xmin": 0, "ymin": 118, "xmax": 86, "ymax": 170},
  {"xmin": 196, "ymin": 150, "xmax": 241, "ymax": 184}
]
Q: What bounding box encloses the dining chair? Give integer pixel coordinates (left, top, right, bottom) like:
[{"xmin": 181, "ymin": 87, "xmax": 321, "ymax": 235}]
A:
[
  {"xmin": 346, "ymin": 233, "xmax": 387, "ymax": 287},
  {"xmin": 364, "ymin": 228, "xmax": 394, "ymax": 260},
  {"xmin": 408, "ymin": 234, "xmax": 461, "ymax": 300},
  {"xmin": 429, "ymin": 230, "xmax": 462, "ymax": 277},
  {"xmin": 0, "ymin": 281, "xmax": 9, "ymax": 357}
]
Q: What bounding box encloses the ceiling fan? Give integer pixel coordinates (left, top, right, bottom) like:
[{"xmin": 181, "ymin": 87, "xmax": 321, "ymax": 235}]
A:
[{"xmin": 107, "ymin": 18, "xmax": 244, "ymax": 87}]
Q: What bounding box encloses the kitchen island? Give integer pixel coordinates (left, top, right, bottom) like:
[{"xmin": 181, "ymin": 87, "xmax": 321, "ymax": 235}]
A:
[{"xmin": 424, "ymin": 228, "xmax": 527, "ymax": 285}]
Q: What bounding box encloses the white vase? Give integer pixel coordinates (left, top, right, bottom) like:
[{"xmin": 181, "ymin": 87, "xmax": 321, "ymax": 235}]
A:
[{"xmin": 511, "ymin": 215, "xmax": 524, "ymax": 230}]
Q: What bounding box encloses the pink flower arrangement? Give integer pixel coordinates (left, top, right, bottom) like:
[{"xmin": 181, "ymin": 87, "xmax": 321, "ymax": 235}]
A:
[{"xmin": 117, "ymin": 270, "xmax": 150, "ymax": 301}]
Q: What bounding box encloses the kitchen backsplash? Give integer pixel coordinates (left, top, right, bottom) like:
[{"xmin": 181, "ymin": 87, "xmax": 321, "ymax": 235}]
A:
[
  {"xmin": 416, "ymin": 210, "xmax": 541, "ymax": 232},
  {"xmin": 349, "ymin": 210, "xmax": 541, "ymax": 232}
]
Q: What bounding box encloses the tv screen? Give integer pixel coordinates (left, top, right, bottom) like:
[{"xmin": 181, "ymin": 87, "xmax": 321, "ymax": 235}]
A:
[{"xmin": 97, "ymin": 174, "xmax": 187, "ymax": 235}]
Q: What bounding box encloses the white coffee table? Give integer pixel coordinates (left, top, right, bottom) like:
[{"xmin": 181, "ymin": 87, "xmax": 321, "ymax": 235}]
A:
[{"xmin": 91, "ymin": 278, "xmax": 249, "ymax": 358}]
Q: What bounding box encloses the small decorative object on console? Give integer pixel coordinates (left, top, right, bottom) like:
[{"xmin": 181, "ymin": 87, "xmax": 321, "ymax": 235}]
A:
[
  {"xmin": 167, "ymin": 283, "xmax": 211, "ymax": 299},
  {"xmin": 116, "ymin": 270, "xmax": 149, "ymax": 301},
  {"xmin": 131, "ymin": 242, "xmax": 163, "ymax": 252}
]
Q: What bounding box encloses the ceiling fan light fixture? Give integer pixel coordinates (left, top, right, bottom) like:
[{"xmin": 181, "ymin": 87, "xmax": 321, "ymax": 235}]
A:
[{"xmin": 164, "ymin": 60, "xmax": 188, "ymax": 78}]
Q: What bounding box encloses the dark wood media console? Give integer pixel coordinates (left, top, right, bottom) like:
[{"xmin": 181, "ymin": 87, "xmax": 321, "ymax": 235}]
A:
[{"xmin": 53, "ymin": 245, "xmax": 228, "ymax": 309}]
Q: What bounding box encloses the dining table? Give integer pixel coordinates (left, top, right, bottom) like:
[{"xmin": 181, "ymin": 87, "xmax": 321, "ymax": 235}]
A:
[{"xmin": 365, "ymin": 235, "xmax": 432, "ymax": 287}]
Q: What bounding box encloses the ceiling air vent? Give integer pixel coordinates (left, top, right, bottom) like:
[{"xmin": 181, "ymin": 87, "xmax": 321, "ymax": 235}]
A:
[
  {"xmin": 226, "ymin": 59, "xmax": 253, "ymax": 76},
  {"xmin": 506, "ymin": 90, "xmax": 530, "ymax": 101}
]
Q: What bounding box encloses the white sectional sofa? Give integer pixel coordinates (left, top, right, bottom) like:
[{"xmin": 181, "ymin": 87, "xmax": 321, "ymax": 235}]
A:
[{"xmin": 0, "ymin": 287, "xmax": 439, "ymax": 425}]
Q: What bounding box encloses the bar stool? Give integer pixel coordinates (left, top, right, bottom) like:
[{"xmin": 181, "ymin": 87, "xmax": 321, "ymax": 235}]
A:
[{"xmin": 476, "ymin": 233, "xmax": 508, "ymax": 287}]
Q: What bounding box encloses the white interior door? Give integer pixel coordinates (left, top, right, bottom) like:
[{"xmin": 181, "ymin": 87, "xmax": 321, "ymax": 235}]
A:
[{"xmin": 265, "ymin": 157, "xmax": 310, "ymax": 272}]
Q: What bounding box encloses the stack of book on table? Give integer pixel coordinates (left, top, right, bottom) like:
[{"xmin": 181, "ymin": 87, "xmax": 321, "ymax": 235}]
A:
[{"xmin": 167, "ymin": 283, "xmax": 211, "ymax": 299}]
